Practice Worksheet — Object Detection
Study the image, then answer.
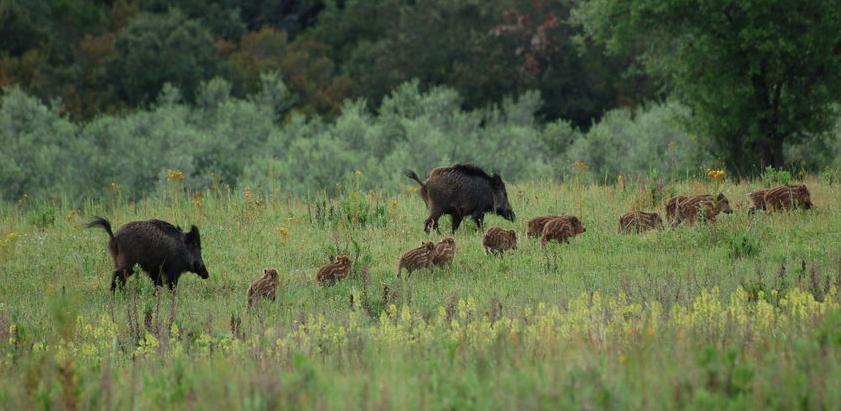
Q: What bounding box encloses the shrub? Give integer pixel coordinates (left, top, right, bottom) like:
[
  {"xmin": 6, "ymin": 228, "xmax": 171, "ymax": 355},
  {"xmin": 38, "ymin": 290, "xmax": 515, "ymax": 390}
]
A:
[
  {"xmin": 727, "ymin": 229, "xmax": 761, "ymax": 259},
  {"xmin": 759, "ymin": 166, "xmax": 792, "ymax": 187},
  {"xmin": 562, "ymin": 102, "xmax": 712, "ymax": 181},
  {"xmin": 3, "ymin": 82, "xmax": 837, "ymax": 202},
  {"xmin": 0, "ymin": 87, "xmax": 88, "ymax": 200}
]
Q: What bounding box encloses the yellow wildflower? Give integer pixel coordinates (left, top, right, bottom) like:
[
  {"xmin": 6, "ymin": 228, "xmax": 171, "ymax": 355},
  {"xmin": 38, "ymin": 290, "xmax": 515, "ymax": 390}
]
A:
[
  {"xmin": 66, "ymin": 209, "xmax": 78, "ymax": 223},
  {"xmin": 106, "ymin": 181, "xmax": 122, "ymax": 194},
  {"xmin": 192, "ymin": 192, "xmax": 204, "ymax": 210},
  {"xmin": 166, "ymin": 169, "xmax": 185, "ymax": 182},
  {"xmin": 706, "ymin": 169, "xmax": 726, "ymax": 181}
]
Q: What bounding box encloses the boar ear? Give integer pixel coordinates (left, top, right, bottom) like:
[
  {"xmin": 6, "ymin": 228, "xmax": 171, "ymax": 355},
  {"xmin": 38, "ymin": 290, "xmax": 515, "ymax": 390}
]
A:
[
  {"xmin": 716, "ymin": 193, "xmax": 725, "ymax": 201},
  {"xmin": 185, "ymin": 225, "xmax": 201, "ymax": 246}
]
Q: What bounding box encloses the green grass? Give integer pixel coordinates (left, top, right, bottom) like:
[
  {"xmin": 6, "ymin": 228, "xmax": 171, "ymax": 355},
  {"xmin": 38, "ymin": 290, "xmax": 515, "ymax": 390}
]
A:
[{"xmin": 1, "ymin": 178, "xmax": 840, "ymax": 410}]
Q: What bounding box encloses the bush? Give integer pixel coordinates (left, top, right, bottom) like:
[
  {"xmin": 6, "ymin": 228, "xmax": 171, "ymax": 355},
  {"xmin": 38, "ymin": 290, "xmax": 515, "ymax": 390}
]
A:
[
  {"xmin": 0, "ymin": 87, "xmax": 88, "ymax": 200},
  {"xmin": 562, "ymin": 102, "xmax": 712, "ymax": 181},
  {"xmin": 759, "ymin": 166, "xmax": 792, "ymax": 187},
  {"xmin": 727, "ymin": 230, "xmax": 761, "ymax": 260},
  {"xmin": 3, "ymin": 82, "xmax": 838, "ymax": 202}
]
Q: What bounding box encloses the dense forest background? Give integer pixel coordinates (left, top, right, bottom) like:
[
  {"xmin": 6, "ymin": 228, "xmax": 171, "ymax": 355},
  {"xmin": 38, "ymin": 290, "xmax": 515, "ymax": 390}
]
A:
[{"xmin": 2, "ymin": 0, "xmax": 840, "ymax": 200}]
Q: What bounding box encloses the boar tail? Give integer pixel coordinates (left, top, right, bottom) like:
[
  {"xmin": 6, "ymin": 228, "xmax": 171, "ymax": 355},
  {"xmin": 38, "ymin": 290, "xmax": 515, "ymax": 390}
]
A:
[
  {"xmin": 404, "ymin": 170, "xmax": 425, "ymax": 187},
  {"xmin": 86, "ymin": 217, "xmax": 115, "ymax": 239}
]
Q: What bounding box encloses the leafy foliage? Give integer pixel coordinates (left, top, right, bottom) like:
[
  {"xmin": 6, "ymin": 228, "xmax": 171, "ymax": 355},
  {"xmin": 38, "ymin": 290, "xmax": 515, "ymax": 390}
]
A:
[
  {"xmin": 0, "ymin": 0, "xmax": 652, "ymax": 128},
  {"xmin": 309, "ymin": 0, "xmax": 647, "ymax": 126},
  {"xmin": 5, "ymin": 82, "xmax": 839, "ymax": 201},
  {"xmin": 575, "ymin": 0, "xmax": 841, "ymax": 171},
  {"xmin": 0, "ymin": 87, "xmax": 88, "ymax": 200},
  {"xmin": 760, "ymin": 166, "xmax": 793, "ymax": 187},
  {"xmin": 111, "ymin": 9, "xmax": 217, "ymax": 105}
]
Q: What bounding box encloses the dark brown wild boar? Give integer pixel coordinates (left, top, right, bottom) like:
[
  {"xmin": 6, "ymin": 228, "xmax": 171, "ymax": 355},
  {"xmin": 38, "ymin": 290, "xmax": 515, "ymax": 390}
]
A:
[
  {"xmin": 247, "ymin": 268, "xmax": 280, "ymax": 307},
  {"xmin": 405, "ymin": 164, "xmax": 515, "ymax": 233},
  {"xmin": 664, "ymin": 196, "xmax": 687, "ymax": 224},
  {"xmin": 675, "ymin": 193, "xmax": 733, "ymax": 225},
  {"xmin": 316, "ymin": 255, "xmax": 352, "ymax": 286},
  {"xmin": 86, "ymin": 217, "xmax": 209, "ymax": 291},
  {"xmin": 665, "ymin": 195, "xmax": 713, "ymax": 224},
  {"xmin": 540, "ymin": 216, "xmax": 586, "ymax": 245},
  {"xmin": 397, "ymin": 241, "xmax": 435, "ymax": 278},
  {"xmin": 432, "ymin": 237, "xmax": 457, "ymax": 267},
  {"xmin": 482, "ymin": 227, "xmax": 517, "ymax": 255},
  {"xmin": 557, "ymin": 215, "xmax": 585, "ymax": 235},
  {"xmin": 747, "ymin": 188, "xmax": 770, "ymax": 213},
  {"xmin": 618, "ymin": 211, "xmax": 663, "ymax": 233},
  {"xmin": 764, "ymin": 184, "xmax": 813, "ymax": 212},
  {"xmin": 527, "ymin": 215, "xmax": 572, "ymax": 238}
]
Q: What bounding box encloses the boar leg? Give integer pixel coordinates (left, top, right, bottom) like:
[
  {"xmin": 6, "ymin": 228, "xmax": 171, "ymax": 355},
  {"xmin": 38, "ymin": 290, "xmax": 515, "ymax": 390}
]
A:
[
  {"xmin": 165, "ymin": 275, "xmax": 178, "ymax": 290},
  {"xmin": 424, "ymin": 207, "xmax": 444, "ymax": 234},
  {"xmin": 451, "ymin": 213, "xmax": 464, "ymax": 233},
  {"xmin": 471, "ymin": 213, "xmax": 484, "ymax": 230},
  {"xmin": 111, "ymin": 269, "xmax": 129, "ymax": 292},
  {"xmin": 149, "ymin": 274, "xmax": 164, "ymax": 288},
  {"xmin": 162, "ymin": 268, "xmax": 182, "ymax": 290}
]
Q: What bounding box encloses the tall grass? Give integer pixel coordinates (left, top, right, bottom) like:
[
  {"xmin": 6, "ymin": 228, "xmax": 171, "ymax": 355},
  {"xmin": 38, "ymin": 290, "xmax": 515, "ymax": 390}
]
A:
[{"xmin": 1, "ymin": 177, "xmax": 839, "ymax": 409}]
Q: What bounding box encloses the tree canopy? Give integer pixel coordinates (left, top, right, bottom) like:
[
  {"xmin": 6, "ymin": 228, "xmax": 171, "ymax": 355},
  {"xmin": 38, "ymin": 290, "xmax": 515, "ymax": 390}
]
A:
[
  {"xmin": 0, "ymin": 0, "xmax": 839, "ymax": 174},
  {"xmin": 0, "ymin": 0, "xmax": 651, "ymax": 127},
  {"xmin": 575, "ymin": 0, "xmax": 841, "ymax": 171}
]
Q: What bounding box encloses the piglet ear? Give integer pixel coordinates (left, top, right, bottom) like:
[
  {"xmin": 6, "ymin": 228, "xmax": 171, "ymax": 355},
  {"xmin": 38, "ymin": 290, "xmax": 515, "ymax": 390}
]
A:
[{"xmin": 185, "ymin": 225, "xmax": 201, "ymax": 246}]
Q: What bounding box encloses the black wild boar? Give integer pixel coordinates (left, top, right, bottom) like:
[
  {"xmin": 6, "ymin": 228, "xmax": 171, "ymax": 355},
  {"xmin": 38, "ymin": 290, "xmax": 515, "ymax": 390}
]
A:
[
  {"xmin": 86, "ymin": 217, "xmax": 209, "ymax": 291},
  {"xmin": 405, "ymin": 164, "xmax": 516, "ymax": 233}
]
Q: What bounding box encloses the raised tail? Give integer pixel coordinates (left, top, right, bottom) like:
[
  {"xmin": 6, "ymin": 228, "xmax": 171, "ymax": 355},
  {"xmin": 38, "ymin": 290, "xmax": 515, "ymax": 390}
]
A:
[
  {"xmin": 86, "ymin": 216, "xmax": 115, "ymax": 239},
  {"xmin": 404, "ymin": 170, "xmax": 425, "ymax": 187}
]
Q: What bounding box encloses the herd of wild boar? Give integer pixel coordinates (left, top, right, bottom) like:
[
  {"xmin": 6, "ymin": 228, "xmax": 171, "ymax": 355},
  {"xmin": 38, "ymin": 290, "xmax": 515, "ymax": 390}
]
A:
[{"xmin": 86, "ymin": 163, "xmax": 815, "ymax": 307}]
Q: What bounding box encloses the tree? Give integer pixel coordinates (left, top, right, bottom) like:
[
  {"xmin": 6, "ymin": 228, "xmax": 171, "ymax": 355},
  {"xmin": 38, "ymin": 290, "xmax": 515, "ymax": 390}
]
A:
[
  {"xmin": 225, "ymin": 27, "xmax": 350, "ymax": 116},
  {"xmin": 0, "ymin": 0, "xmax": 47, "ymax": 56},
  {"xmin": 575, "ymin": 0, "xmax": 841, "ymax": 172},
  {"xmin": 110, "ymin": 9, "xmax": 216, "ymax": 105},
  {"xmin": 306, "ymin": 0, "xmax": 648, "ymax": 127}
]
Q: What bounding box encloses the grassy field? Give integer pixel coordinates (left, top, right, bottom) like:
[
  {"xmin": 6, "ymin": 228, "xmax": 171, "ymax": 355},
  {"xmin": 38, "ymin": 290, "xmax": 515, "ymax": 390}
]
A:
[{"xmin": 1, "ymin": 176, "xmax": 840, "ymax": 410}]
